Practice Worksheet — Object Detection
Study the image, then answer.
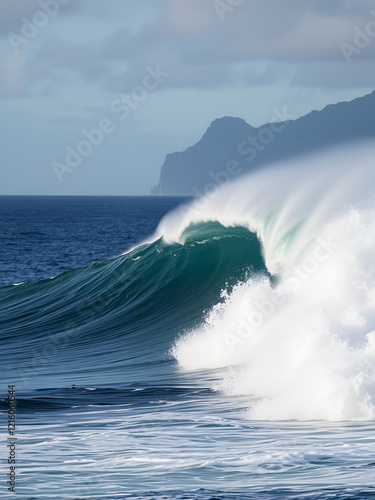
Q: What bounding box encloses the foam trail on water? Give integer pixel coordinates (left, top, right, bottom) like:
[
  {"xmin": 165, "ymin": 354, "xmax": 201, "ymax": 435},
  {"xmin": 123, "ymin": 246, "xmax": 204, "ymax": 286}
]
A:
[{"xmin": 164, "ymin": 142, "xmax": 375, "ymax": 421}]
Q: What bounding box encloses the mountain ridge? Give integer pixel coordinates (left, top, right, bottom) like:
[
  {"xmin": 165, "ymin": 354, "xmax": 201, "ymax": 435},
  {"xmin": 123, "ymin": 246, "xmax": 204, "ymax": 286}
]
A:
[{"xmin": 152, "ymin": 91, "xmax": 375, "ymax": 196}]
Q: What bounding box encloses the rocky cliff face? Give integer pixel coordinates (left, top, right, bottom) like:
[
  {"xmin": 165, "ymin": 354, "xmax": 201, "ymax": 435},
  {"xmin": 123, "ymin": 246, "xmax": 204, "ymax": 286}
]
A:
[{"xmin": 152, "ymin": 91, "xmax": 375, "ymax": 196}]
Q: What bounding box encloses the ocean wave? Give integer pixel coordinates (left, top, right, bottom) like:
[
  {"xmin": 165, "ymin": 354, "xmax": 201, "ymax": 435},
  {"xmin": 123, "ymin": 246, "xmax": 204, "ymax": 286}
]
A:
[
  {"xmin": 2, "ymin": 142, "xmax": 375, "ymax": 422},
  {"xmin": 171, "ymin": 143, "xmax": 375, "ymax": 421},
  {"xmin": 0, "ymin": 221, "xmax": 267, "ymax": 388}
]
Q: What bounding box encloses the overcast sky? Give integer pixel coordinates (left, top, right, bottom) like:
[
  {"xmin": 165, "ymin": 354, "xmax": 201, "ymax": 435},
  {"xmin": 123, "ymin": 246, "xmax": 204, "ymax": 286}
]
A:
[{"xmin": 1, "ymin": 0, "xmax": 374, "ymax": 195}]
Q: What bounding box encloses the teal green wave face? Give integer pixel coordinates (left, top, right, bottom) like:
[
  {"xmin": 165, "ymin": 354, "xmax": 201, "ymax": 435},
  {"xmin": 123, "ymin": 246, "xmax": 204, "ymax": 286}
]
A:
[{"xmin": 0, "ymin": 222, "xmax": 269, "ymax": 388}]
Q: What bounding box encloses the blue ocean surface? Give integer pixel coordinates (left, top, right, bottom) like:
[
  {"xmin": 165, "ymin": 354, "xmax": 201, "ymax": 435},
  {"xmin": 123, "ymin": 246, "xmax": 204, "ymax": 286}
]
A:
[
  {"xmin": 1, "ymin": 185, "xmax": 375, "ymax": 499},
  {"xmin": 0, "ymin": 196, "xmax": 190, "ymax": 288}
]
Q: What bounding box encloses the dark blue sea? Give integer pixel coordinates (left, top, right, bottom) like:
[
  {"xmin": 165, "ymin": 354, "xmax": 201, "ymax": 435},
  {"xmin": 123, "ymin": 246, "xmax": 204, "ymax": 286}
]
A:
[{"xmin": 1, "ymin": 170, "xmax": 375, "ymax": 500}]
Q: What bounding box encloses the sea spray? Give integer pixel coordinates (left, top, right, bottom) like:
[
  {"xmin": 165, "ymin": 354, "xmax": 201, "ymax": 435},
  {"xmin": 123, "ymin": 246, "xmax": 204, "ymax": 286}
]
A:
[{"xmin": 171, "ymin": 142, "xmax": 375, "ymax": 421}]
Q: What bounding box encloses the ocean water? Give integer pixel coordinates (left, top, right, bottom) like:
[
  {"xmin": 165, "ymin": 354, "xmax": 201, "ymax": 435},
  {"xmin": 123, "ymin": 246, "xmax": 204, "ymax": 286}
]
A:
[
  {"xmin": 1, "ymin": 144, "xmax": 375, "ymax": 499},
  {"xmin": 0, "ymin": 196, "xmax": 189, "ymax": 289}
]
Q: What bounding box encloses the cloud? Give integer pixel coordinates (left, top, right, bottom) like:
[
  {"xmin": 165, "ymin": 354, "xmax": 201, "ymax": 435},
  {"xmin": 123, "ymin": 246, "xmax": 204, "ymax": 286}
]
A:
[
  {"xmin": 0, "ymin": 0, "xmax": 374, "ymax": 100},
  {"xmin": 0, "ymin": 0, "xmax": 42, "ymax": 34},
  {"xmin": 99, "ymin": 0, "xmax": 375, "ymax": 92},
  {"xmin": 0, "ymin": 35, "xmax": 112, "ymax": 98},
  {"xmin": 291, "ymin": 61, "xmax": 375, "ymax": 88},
  {"xmin": 123, "ymin": 0, "xmax": 375, "ymax": 62},
  {"xmin": 0, "ymin": 0, "xmax": 82, "ymax": 35}
]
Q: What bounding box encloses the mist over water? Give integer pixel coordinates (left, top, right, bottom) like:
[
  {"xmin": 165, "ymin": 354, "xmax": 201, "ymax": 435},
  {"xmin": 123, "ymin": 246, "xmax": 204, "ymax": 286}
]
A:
[{"xmin": 167, "ymin": 142, "xmax": 375, "ymax": 421}]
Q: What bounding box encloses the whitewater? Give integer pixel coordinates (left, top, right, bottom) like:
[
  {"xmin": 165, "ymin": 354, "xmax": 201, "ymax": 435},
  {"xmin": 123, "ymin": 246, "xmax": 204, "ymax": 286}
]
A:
[{"xmin": 161, "ymin": 142, "xmax": 375, "ymax": 422}]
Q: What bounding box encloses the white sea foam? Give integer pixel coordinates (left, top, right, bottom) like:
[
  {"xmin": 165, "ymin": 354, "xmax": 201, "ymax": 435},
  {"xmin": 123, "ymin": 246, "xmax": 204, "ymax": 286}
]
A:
[{"xmin": 164, "ymin": 142, "xmax": 375, "ymax": 421}]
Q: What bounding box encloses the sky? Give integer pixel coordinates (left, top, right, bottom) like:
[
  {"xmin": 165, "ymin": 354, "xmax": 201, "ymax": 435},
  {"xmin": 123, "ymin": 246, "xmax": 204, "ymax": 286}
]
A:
[{"xmin": 0, "ymin": 0, "xmax": 375, "ymax": 195}]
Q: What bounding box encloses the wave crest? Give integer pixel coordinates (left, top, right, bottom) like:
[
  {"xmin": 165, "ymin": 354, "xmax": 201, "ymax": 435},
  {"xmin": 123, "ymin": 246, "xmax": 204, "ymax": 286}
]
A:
[{"xmin": 172, "ymin": 143, "xmax": 375, "ymax": 421}]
